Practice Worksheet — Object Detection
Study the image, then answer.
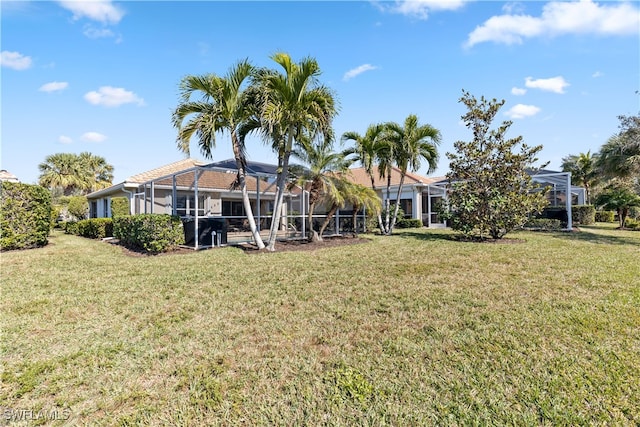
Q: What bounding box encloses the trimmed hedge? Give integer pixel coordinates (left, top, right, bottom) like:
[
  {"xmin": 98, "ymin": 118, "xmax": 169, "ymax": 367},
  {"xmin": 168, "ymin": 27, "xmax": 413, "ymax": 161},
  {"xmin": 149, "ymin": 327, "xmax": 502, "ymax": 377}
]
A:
[
  {"xmin": 523, "ymin": 218, "xmax": 562, "ymax": 231},
  {"xmin": 595, "ymin": 211, "xmax": 615, "ymax": 223},
  {"xmin": 625, "ymin": 218, "xmax": 640, "ymax": 230},
  {"xmin": 572, "ymin": 205, "xmax": 595, "ymax": 225},
  {"xmin": 1, "ymin": 182, "xmax": 52, "ymax": 251},
  {"xmin": 76, "ymin": 218, "xmax": 113, "ymax": 239},
  {"xmin": 396, "ymin": 218, "xmax": 423, "ymax": 229},
  {"xmin": 110, "ymin": 197, "xmax": 130, "ymax": 217},
  {"xmin": 114, "ymin": 214, "xmax": 184, "ymax": 253}
]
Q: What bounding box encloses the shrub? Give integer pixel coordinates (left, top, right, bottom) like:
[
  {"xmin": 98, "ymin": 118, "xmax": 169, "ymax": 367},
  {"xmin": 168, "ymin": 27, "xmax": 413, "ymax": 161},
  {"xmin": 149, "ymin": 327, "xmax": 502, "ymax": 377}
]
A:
[
  {"xmin": 523, "ymin": 218, "xmax": 562, "ymax": 231},
  {"xmin": 110, "ymin": 197, "xmax": 130, "ymax": 217},
  {"xmin": 624, "ymin": 218, "xmax": 640, "ymax": 230},
  {"xmin": 63, "ymin": 221, "xmax": 79, "ymax": 235},
  {"xmin": 572, "ymin": 205, "xmax": 595, "ymax": 225},
  {"xmin": 595, "ymin": 211, "xmax": 615, "ymax": 223},
  {"xmin": 67, "ymin": 196, "xmax": 88, "ymax": 220},
  {"xmin": 76, "ymin": 218, "xmax": 113, "ymax": 239},
  {"xmin": 114, "ymin": 214, "xmax": 184, "ymax": 253},
  {"xmin": 396, "ymin": 218, "xmax": 423, "ymax": 229},
  {"xmin": 539, "ymin": 208, "xmax": 568, "ymax": 226},
  {"xmin": 1, "ymin": 182, "xmax": 52, "ymax": 251}
]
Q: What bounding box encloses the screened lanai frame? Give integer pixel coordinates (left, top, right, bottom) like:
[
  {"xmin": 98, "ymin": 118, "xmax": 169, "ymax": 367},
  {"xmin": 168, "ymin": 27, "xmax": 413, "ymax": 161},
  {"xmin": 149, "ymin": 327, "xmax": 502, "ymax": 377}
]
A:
[
  {"xmin": 425, "ymin": 170, "xmax": 580, "ymax": 231},
  {"xmin": 130, "ymin": 162, "xmax": 367, "ymax": 249}
]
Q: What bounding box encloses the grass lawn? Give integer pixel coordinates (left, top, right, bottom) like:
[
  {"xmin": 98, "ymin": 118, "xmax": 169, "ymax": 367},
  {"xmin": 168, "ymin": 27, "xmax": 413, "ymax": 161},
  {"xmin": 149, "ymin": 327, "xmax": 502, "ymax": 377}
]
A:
[{"xmin": 1, "ymin": 225, "xmax": 639, "ymax": 425}]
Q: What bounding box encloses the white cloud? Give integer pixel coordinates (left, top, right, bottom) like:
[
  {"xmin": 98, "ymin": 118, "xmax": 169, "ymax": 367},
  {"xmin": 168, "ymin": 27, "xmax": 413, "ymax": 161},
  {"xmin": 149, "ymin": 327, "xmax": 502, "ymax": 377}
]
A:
[
  {"xmin": 511, "ymin": 87, "xmax": 527, "ymax": 95},
  {"xmin": 81, "ymin": 132, "xmax": 107, "ymax": 143},
  {"xmin": 83, "ymin": 25, "xmax": 115, "ymax": 39},
  {"xmin": 505, "ymin": 104, "xmax": 541, "ymax": 119},
  {"xmin": 58, "ymin": 135, "xmax": 73, "ymax": 144},
  {"xmin": 84, "ymin": 86, "xmax": 145, "ymax": 107},
  {"xmin": 343, "ymin": 64, "xmax": 378, "ymax": 81},
  {"xmin": 378, "ymin": 0, "xmax": 468, "ymax": 20},
  {"xmin": 592, "ymin": 71, "xmax": 603, "ymax": 78},
  {"xmin": 1, "ymin": 51, "xmax": 32, "ymax": 70},
  {"xmin": 525, "ymin": 76, "xmax": 569, "ymax": 94},
  {"xmin": 58, "ymin": 0, "xmax": 124, "ymax": 24},
  {"xmin": 39, "ymin": 81, "xmax": 69, "ymax": 93},
  {"xmin": 466, "ymin": 0, "xmax": 640, "ymax": 48}
]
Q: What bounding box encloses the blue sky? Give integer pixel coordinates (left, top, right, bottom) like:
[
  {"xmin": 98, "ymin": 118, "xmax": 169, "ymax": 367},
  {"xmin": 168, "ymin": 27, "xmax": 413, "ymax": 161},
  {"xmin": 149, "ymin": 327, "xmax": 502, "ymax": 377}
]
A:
[{"xmin": 2, "ymin": 0, "xmax": 639, "ymax": 185}]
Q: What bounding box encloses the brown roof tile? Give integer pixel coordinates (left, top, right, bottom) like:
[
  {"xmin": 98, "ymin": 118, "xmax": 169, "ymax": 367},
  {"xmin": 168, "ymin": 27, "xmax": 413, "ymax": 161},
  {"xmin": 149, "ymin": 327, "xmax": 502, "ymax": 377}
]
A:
[
  {"xmin": 127, "ymin": 158, "xmax": 204, "ymax": 184},
  {"xmin": 345, "ymin": 166, "xmax": 443, "ymax": 188}
]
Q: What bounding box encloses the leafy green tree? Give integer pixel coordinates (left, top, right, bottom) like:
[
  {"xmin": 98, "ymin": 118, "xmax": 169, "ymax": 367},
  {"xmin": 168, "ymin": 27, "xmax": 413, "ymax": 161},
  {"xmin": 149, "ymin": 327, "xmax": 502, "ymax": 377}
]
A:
[
  {"xmin": 341, "ymin": 123, "xmax": 388, "ymax": 233},
  {"xmin": 383, "ymin": 114, "xmax": 440, "ymax": 235},
  {"xmin": 172, "ymin": 59, "xmax": 265, "ymax": 249},
  {"xmin": 442, "ymin": 91, "xmax": 548, "ymax": 240},
  {"xmin": 561, "ymin": 151, "xmax": 599, "ymax": 204},
  {"xmin": 67, "ymin": 196, "xmax": 89, "ymax": 220},
  {"xmin": 291, "ymin": 135, "xmax": 351, "ymax": 242},
  {"xmin": 595, "ymin": 184, "xmax": 640, "ymax": 228},
  {"xmin": 256, "ymin": 53, "xmax": 337, "ymax": 251}
]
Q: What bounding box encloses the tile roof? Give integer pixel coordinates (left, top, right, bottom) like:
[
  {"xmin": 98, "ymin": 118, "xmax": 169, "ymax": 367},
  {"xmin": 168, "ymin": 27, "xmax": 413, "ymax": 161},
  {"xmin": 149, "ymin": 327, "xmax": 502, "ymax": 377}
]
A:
[
  {"xmin": 154, "ymin": 169, "xmax": 277, "ymax": 193},
  {"xmin": 126, "ymin": 158, "xmax": 204, "ymax": 184},
  {"xmin": 0, "ymin": 170, "xmax": 19, "ymax": 182},
  {"xmin": 345, "ymin": 166, "xmax": 443, "ymax": 188}
]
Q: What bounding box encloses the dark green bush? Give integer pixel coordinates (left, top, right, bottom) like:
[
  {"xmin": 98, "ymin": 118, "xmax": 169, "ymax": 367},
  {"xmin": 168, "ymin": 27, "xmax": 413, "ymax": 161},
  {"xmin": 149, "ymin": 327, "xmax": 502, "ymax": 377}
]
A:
[
  {"xmin": 63, "ymin": 221, "xmax": 79, "ymax": 235},
  {"xmin": 595, "ymin": 211, "xmax": 615, "ymax": 223},
  {"xmin": 114, "ymin": 214, "xmax": 184, "ymax": 253},
  {"xmin": 396, "ymin": 218, "xmax": 423, "ymax": 229},
  {"xmin": 539, "ymin": 207, "xmax": 568, "ymax": 225},
  {"xmin": 77, "ymin": 218, "xmax": 113, "ymax": 239},
  {"xmin": 110, "ymin": 197, "xmax": 130, "ymax": 217},
  {"xmin": 1, "ymin": 182, "xmax": 52, "ymax": 251},
  {"xmin": 523, "ymin": 218, "xmax": 562, "ymax": 231},
  {"xmin": 572, "ymin": 205, "xmax": 595, "ymax": 225}
]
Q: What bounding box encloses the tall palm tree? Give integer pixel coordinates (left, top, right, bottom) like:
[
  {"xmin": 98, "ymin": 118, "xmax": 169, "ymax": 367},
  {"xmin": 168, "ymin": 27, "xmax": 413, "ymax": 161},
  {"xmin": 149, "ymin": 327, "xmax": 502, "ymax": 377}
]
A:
[
  {"xmin": 257, "ymin": 52, "xmax": 337, "ymax": 251},
  {"xmin": 383, "ymin": 114, "xmax": 440, "ymax": 235},
  {"xmin": 291, "ymin": 135, "xmax": 351, "ymax": 242},
  {"xmin": 341, "ymin": 123, "xmax": 387, "ymax": 232},
  {"xmin": 597, "ymin": 134, "xmax": 640, "ymax": 179},
  {"xmin": 172, "ymin": 59, "xmax": 265, "ymax": 249},
  {"xmin": 561, "ymin": 151, "xmax": 599, "ymax": 204}
]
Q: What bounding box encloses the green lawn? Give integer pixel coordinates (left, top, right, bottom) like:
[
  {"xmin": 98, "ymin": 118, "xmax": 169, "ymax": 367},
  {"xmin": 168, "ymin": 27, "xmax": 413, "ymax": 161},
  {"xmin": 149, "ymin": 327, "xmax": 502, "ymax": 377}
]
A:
[{"xmin": 1, "ymin": 225, "xmax": 639, "ymax": 425}]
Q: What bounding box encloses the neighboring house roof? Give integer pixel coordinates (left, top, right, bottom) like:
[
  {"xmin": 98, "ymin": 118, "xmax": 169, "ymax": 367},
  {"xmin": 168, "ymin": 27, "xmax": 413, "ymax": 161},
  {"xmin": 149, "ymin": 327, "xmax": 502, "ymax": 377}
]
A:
[
  {"xmin": 346, "ymin": 166, "xmax": 443, "ymax": 188},
  {"xmin": 0, "ymin": 169, "xmax": 19, "ymax": 183},
  {"xmin": 127, "ymin": 158, "xmax": 205, "ymax": 184}
]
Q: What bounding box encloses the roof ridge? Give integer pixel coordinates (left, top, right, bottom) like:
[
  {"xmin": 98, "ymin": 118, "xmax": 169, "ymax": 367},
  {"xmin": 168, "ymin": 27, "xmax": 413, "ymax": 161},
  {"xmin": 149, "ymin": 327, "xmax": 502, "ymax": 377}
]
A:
[{"xmin": 127, "ymin": 158, "xmax": 201, "ymax": 183}]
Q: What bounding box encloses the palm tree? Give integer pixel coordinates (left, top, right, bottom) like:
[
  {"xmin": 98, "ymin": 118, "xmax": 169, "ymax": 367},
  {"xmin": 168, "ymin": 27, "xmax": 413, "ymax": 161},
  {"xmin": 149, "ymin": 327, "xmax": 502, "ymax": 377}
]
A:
[
  {"xmin": 342, "ymin": 181, "xmax": 381, "ymax": 235},
  {"xmin": 172, "ymin": 59, "xmax": 265, "ymax": 249},
  {"xmin": 341, "ymin": 123, "xmax": 387, "ymax": 232},
  {"xmin": 597, "ymin": 134, "xmax": 640, "ymax": 179},
  {"xmin": 561, "ymin": 151, "xmax": 599, "ymax": 204},
  {"xmin": 291, "ymin": 135, "xmax": 351, "ymax": 242},
  {"xmin": 78, "ymin": 152, "xmax": 114, "ymax": 192},
  {"xmin": 595, "ymin": 184, "xmax": 640, "ymax": 228},
  {"xmin": 38, "ymin": 153, "xmax": 85, "ymax": 195},
  {"xmin": 257, "ymin": 53, "xmax": 337, "ymax": 251},
  {"xmin": 383, "ymin": 114, "xmax": 440, "ymax": 235},
  {"xmin": 317, "ymin": 177, "xmax": 349, "ymax": 237}
]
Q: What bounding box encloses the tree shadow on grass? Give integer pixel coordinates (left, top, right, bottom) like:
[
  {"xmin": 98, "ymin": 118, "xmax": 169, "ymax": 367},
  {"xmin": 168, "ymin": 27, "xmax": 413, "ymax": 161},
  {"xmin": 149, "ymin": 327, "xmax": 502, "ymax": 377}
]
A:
[
  {"xmin": 549, "ymin": 227, "xmax": 640, "ymax": 247},
  {"xmin": 393, "ymin": 229, "xmax": 458, "ymax": 243}
]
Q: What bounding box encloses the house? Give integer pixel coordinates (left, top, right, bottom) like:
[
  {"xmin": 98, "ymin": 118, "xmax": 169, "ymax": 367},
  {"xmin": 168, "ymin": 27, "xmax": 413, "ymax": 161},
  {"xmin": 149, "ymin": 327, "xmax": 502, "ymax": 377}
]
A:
[
  {"xmin": 345, "ymin": 167, "xmax": 584, "ymax": 230},
  {"xmin": 345, "ymin": 166, "xmax": 447, "ymax": 227},
  {"xmin": 87, "ymin": 158, "xmax": 301, "ymax": 247},
  {"xmin": 0, "ymin": 170, "xmax": 19, "ymax": 183}
]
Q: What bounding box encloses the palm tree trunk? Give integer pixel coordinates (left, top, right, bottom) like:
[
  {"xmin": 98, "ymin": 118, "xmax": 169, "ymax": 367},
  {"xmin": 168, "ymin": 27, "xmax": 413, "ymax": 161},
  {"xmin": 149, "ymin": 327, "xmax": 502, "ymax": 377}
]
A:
[
  {"xmin": 232, "ymin": 134, "xmax": 265, "ymax": 250},
  {"xmin": 383, "ymin": 170, "xmax": 392, "ymax": 235},
  {"xmin": 266, "ymin": 130, "xmax": 294, "ymax": 251},
  {"xmin": 318, "ymin": 204, "xmax": 338, "ymax": 236},
  {"xmin": 307, "ymin": 201, "xmax": 320, "ymax": 242},
  {"xmin": 389, "ymin": 172, "xmax": 406, "ymax": 235},
  {"xmin": 352, "ymin": 207, "xmax": 359, "ymax": 236},
  {"xmin": 369, "ymin": 176, "xmax": 384, "ymax": 234}
]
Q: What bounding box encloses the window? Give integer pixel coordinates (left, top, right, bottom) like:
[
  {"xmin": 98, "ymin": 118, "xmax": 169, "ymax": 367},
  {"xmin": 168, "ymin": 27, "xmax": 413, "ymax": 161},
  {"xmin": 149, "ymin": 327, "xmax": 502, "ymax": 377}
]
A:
[
  {"xmin": 103, "ymin": 199, "xmax": 109, "ymax": 218},
  {"xmin": 399, "ymin": 198, "xmax": 412, "ymax": 219},
  {"xmin": 222, "ymin": 200, "xmax": 245, "ymax": 217},
  {"xmin": 176, "ymin": 194, "xmax": 205, "ymax": 216}
]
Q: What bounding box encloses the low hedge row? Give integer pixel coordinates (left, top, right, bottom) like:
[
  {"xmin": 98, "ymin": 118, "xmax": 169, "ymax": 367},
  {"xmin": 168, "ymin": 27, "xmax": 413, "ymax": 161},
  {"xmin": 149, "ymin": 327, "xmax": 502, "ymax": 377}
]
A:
[
  {"xmin": 114, "ymin": 214, "xmax": 184, "ymax": 253},
  {"xmin": 396, "ymin": 218, "xmax": 423, "ymax": 229},
  {"xmin": 523, "ymin": 218, "xmax": 563, "ymax": 231},
  {"xmin": 63, "ymin": 218, "xmax": 113, "ymax": 239}
]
